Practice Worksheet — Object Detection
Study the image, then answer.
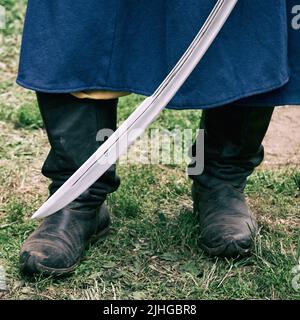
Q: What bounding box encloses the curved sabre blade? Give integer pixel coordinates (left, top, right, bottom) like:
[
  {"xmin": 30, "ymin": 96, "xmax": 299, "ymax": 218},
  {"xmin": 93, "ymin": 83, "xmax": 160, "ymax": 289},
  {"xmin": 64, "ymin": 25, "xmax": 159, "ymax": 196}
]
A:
[{"xmin": 32, "ymin": 0, "xmax": 238, "ymax": 219}]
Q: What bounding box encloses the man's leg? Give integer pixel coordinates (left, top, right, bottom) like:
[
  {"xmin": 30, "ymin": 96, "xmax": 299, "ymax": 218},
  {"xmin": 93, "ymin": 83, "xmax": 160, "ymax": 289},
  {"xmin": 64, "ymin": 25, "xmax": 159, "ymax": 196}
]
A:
[
  {"xmin": 20, "ymin": 93, "xmax": 120, "ymax": 276},
  {"xmin": 190, "ymin": 105, "xmax": 274, "ymax": 257}
]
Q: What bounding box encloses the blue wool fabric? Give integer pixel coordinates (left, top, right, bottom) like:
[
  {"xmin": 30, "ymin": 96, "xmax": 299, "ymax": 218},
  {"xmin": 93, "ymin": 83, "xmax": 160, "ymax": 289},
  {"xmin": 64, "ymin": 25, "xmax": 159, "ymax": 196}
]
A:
[{"xmin": 17, "ymin": 0, "xmax": 300, "ymax": 109}]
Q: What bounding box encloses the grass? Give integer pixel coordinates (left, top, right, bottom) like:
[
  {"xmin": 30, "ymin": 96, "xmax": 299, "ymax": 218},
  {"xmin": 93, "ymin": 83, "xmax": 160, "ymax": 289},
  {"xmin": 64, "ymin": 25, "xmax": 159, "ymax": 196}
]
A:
[
  {"xmin": 0, "ymin": 0, "xmax": 299, "ymax": 300},
  {"xmin": 0, "ymin": 156, "xmax": 299, "ymax": 300}
]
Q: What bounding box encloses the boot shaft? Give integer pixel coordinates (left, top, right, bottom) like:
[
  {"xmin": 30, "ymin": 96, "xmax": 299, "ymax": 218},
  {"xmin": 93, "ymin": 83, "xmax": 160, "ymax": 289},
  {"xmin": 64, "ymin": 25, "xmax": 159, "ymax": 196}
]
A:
[
  {"xmin": 190, "ymin": 105, "xmax": 274, "ymax": 190},
  {"xmin": 36, "ymin": 92, "xmax": 120, "ymax": 204}
]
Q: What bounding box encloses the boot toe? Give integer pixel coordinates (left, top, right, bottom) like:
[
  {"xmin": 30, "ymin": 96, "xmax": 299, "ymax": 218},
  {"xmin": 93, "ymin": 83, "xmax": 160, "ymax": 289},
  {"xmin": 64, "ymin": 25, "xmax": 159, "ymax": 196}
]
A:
[
  {"xmin": 20, "ymin": 241, "xmax": 75, "ymax": 276},
  {"xmin": 200, "ymin": 223, "xmax": 255, "ymax": 258}
]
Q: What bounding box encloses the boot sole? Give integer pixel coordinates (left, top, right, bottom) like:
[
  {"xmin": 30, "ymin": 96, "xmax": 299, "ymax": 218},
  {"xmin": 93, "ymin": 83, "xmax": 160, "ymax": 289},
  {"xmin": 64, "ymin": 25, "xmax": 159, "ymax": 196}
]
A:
[{"xmin": 199, "ymin": 240, "xmax": 251, "ymax": 258}]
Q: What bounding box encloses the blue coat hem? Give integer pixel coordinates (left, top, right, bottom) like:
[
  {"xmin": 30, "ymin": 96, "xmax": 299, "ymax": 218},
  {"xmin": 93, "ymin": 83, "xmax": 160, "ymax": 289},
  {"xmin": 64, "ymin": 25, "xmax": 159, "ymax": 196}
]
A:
[{"xmin": 16, "ymin": 76, "xmax": 291, "ymax": 110}]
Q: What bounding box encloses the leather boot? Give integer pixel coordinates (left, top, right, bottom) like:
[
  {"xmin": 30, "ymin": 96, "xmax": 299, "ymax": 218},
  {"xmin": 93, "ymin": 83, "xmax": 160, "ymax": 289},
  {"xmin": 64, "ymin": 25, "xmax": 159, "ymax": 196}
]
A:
[
  {"xmin": 190, "ymin": 105, "xmax": 274, "ymax": 258},
  {"xmin": 20, "ymin": 93, "xmax": 120, "ymax": 276}
]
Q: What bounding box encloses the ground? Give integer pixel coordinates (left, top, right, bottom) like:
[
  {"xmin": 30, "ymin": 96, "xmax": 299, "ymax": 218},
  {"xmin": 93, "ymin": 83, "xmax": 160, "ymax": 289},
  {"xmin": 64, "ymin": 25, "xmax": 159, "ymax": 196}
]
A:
[
  {"xmin": 0, "ymin": 0, "xmax": 299, "ymax": 300},
  {"xmin": 263, "ymin": 106, "xmax": 300, "ymax": 168}
]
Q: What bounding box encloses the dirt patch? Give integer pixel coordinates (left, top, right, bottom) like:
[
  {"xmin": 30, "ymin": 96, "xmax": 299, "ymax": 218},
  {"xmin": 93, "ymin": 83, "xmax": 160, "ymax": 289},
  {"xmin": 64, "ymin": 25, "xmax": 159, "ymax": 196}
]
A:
[{"xmin": 263, "ymin": 106, "xmax": 300, "ymax": 168}]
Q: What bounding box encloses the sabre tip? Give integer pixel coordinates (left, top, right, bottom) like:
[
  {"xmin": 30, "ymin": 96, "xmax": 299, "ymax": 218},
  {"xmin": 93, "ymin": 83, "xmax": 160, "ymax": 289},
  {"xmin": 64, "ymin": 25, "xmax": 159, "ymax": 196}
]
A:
[
  {"xmin": 31, "ymin": 208, "xmax": 46, "ymax": 219},
  {"xmin": 31, "ymin": 212, "xmax": 39, "ymax": 219}
]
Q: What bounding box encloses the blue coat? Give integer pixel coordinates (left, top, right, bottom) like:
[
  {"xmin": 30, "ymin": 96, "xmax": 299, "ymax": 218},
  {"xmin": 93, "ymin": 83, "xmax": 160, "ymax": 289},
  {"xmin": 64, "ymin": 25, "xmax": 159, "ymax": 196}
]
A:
[{"xmin": 17, "ymin": 0, "xmax": 300, "ymax": 109}]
